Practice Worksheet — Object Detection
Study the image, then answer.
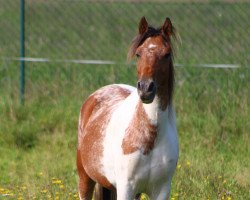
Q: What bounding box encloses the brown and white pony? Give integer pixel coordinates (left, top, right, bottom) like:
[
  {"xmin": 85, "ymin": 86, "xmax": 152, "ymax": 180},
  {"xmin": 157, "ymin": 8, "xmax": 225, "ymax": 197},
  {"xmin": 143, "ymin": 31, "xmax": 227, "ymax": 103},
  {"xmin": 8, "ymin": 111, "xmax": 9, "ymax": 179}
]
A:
[{"xmin": 77, "ymin": 17, "xmax": 179, "ymax": 200}]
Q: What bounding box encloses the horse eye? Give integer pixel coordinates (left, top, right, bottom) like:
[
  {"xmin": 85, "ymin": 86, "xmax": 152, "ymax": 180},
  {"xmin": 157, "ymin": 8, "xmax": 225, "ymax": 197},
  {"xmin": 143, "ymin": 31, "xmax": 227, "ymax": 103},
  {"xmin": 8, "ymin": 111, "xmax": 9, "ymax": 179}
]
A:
[
  {"xmin": 135, "ymin": 53, "xmax": 141, "ymax": 58},
  {"xmin": 165, "ymin": 53, "xmax": 171, "ymax": 59}
]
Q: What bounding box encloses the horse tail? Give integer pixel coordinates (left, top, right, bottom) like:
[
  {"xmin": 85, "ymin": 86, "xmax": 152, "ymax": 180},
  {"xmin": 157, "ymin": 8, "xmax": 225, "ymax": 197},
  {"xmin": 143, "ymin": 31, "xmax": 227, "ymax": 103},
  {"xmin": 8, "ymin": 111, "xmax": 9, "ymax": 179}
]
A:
[{"xmin": 93, "ymin": 184, "xmax": 116, "ymax": 200}]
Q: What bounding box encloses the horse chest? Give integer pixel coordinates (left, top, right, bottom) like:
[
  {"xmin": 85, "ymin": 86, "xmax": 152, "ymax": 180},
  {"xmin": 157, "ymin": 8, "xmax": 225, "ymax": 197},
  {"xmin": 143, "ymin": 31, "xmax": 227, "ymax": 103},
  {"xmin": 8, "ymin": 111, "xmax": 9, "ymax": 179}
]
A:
[
  {"xmin": 102, "ymin": 108, "xmax": 178, "ymax": 189},
  {"xmin": 122, "ymin": 131, "xmax": 177, "ymax": 185}
]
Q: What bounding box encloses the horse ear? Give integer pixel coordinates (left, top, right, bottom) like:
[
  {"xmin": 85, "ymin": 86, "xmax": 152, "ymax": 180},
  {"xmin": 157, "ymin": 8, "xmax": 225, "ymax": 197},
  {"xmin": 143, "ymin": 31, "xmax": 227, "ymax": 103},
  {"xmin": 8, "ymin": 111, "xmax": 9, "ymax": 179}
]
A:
[
  {"xmin": 162, "ymin": 17, "xmax": 173, "ymax": 37},
  {"xmin": 139, "ymin": 16, "xmax": 148, "ymax": 35}
]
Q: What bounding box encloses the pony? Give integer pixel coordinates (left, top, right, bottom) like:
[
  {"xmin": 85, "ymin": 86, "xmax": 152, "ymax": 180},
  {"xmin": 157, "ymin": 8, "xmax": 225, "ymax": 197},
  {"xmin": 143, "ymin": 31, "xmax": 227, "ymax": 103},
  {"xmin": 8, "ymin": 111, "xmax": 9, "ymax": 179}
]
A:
[{"xmin": 77, "ymin": 17, "xmax": 179, "ymax": 200}]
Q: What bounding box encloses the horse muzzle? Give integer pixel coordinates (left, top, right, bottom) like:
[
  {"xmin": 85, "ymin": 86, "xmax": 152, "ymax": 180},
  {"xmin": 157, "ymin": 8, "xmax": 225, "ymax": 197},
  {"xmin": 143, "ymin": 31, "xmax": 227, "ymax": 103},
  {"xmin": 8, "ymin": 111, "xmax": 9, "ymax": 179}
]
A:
[{"xmin": 137, "ymin": 79, "xmax": 156, "ymax": 104}]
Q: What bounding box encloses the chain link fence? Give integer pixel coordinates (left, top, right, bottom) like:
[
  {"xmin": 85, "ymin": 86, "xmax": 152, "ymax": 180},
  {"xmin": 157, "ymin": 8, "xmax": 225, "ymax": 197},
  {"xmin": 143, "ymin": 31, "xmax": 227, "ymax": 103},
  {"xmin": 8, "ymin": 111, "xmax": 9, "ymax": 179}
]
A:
[
  {"xmin": 0, "ymin": 0, "xmax": 249, "ymax": 102},
  {"xmin": 1, "ymin": 0, "xmax": 249, "ymax": 65}
]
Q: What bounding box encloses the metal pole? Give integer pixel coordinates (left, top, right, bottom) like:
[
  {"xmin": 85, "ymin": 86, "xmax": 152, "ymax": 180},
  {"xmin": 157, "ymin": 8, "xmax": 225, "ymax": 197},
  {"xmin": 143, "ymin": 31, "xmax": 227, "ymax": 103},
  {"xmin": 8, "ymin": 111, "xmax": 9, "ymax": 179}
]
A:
[{"xmin": 20, "ymin": 0, "xmax": 25, "ymax": 104}]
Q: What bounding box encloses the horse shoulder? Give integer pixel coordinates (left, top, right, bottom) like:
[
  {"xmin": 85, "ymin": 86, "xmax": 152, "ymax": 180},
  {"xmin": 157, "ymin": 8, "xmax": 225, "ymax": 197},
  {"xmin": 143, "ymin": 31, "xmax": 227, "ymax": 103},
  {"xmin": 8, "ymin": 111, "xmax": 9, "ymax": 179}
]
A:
[{"xmin": 77, "ymin": 84, "xmax": 132, "ymax": 189}]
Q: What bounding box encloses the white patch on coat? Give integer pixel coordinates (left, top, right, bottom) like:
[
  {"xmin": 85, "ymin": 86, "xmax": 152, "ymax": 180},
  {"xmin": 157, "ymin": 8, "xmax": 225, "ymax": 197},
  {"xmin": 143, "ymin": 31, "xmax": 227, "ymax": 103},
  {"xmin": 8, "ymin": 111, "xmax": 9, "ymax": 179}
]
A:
[
  {"xmin": 102, "ymin": 87, "xmax": 138, "ymax": 186},
  {"xmin": 100, "ymin": 84, "xmax": 179, "ymax": 199},
  {"xmin": 148, "ymin": 43, "xmax": 157, "ymax": 49},
  {"xmin": 142, "ymin": 96, "xmax": 159, "ymax": 125}
]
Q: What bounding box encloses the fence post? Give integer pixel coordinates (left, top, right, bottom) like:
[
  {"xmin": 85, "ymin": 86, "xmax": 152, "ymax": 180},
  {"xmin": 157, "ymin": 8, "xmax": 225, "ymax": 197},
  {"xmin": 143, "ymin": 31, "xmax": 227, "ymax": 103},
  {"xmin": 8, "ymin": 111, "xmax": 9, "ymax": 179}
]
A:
[{"xmin": 20, "ymin": 0, "xmax": 25, "ymax": 104}]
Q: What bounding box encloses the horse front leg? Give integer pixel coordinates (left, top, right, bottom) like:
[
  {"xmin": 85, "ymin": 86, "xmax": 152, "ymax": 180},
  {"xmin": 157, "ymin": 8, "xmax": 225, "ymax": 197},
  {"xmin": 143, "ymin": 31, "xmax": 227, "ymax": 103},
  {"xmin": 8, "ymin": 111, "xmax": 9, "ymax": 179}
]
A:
[
  {"xmin": 149, "ymin": 182, "xmax": 171, "ymax": 200},
  {"xmin": 116, "ymin": 181, "xmax": 136, "ymax": 200}
]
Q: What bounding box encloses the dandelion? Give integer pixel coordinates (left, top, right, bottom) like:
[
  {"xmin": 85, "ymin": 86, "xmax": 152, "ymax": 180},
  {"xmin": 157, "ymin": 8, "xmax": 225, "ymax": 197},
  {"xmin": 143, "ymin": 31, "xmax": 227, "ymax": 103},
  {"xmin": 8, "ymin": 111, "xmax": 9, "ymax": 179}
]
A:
[
  {"xmin": 59, "ymin": 184, "xmax": 65, "ymax": 189},
  {"xmin": 0, "ymin": 188, "xmax": 14, "ymax": 197},
  {"xmin": 186, "ymin": 161, "xmax": 191, "ymax": 167},
  {"xmin": 41, "ymin": 189, "xmax": 48, "ymax": 194},
  {"xmin": 173, "ymin": 192, "xmax": 179, "ymax": 197},
  {"xmin": 52, "ymin": 179, "xmax": 62, "ymax": 184},
  {"xmin": 21, "ymin": 186, "xmax": 27, "ymax": 191},
  {"xmin": 9, "ymin": 192, "xmax": 14, "ymax": 196},
  {"xmin": 141, "ymin": 193, "xmax": 150, "ymax": 200},
  {"xmin": 177, "ymin": 164, "xmax": 181, "ymax": 169},
  {"xmin": 0, "ymin": 188, "xmax": 6, "ymax": 194},
  {"xmin": 38, "ymin": 172, "xmax": 43, "ymax": 176}
]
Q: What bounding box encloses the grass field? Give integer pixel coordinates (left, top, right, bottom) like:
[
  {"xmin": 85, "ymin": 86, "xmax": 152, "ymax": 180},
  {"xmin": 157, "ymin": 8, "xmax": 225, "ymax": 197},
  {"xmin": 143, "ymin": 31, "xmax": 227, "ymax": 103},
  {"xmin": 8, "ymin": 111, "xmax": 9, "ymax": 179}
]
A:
[{"xmin": 0, "ymin": 1, "xmax": 249, "ymax": 200}]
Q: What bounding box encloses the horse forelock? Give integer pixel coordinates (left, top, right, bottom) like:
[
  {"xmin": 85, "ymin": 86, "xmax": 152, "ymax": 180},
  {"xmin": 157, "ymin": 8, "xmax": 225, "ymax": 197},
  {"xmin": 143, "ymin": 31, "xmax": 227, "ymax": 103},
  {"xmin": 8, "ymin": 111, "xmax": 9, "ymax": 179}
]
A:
[{"xmin": 127, "ymin": 25, "xmax": 176, "ymax": 61}]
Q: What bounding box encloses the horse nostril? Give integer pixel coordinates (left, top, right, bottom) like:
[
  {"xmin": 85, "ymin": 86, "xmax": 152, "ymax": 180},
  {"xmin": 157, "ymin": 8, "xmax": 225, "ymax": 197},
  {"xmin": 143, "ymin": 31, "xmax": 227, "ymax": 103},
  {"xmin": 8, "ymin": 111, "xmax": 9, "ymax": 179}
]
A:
[{"xmin": 148, "ymin": 81, "xmax": 155, "ymax": 92}]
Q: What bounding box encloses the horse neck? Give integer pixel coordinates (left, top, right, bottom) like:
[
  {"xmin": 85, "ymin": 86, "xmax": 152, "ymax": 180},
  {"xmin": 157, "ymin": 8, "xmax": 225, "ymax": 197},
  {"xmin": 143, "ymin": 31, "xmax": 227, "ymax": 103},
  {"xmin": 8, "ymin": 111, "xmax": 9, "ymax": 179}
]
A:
[
  {"xmin": 140, "ymin": 96, "xmax": 160, "ymax": 125},
  {"xmin": 122, "ymin": 93, "xmax": 171, "ymax": 155},
  {"xmin": 122, "ymin": 96, "xmax": 159, "ymax": 155},
  {"xmin": 138, "ymin": 94, "xmax": 172, "ymax": 131}
]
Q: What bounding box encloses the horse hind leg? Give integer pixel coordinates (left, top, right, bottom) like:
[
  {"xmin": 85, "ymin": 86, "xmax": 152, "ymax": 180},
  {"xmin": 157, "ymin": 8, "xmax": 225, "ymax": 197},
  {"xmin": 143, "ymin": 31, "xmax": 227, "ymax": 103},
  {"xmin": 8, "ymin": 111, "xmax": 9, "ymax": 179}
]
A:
[{"xmin": 77, "ymin": 149, "xmax": 95, "ymax": 200}]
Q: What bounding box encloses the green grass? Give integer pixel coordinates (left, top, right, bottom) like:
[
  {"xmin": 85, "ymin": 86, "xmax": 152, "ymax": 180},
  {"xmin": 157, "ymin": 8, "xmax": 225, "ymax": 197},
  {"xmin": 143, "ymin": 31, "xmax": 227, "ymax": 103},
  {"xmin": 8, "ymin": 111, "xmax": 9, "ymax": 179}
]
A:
[
  {"xmin": 0, "ymin": 63, "xmax": 249, "ymax": 199},
  {"xmin": 0, "ymin": 1, "xmax": 249, "ymax": 200}
]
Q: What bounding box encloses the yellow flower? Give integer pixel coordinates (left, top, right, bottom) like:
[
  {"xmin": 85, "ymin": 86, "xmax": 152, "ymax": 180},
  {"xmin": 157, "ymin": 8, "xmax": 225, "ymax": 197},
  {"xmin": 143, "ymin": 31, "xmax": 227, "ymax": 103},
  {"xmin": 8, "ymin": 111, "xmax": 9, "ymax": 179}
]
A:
[
  {"xmin": 173, "ymin": 192, "xmax": 179, "ymax": 197},
  {"xmin": 177, "ymin": 164, "xmax": 181, "ymax": 169},
  {"xmin": 0, "ymin": 188, "xmax": 5, "ymax": 193},
  {"xmin": 186, "ymin": 161, "xmax": 191, "ymax": 167},
  {"xmin": 140, "ymin": 193, "xmax": 150, "ymax": 200},
  {"xmin": 21, "ymin": 186, "xmax": 27, "ymax": 191},
  {"xmin": 227, "ymin": 197, "xmax": 232, "ymax": 200},
  {"xmin": 52, "ymin": 179, "xmax": 62, "ymax": 184},
  {"xmin": 41, "ymin": 189, "xmax": 48, "ymax": 194},
  {"xmin": 59, "ymin": 184, "xmax": 65, "ymax": 189},
  {"xmin": 0, "ymin": 188, "xmax": 14, "ymax": 196},
  {"xmin": 38, "ymin": 172, "xmax": 43, "ymax": 176}
]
